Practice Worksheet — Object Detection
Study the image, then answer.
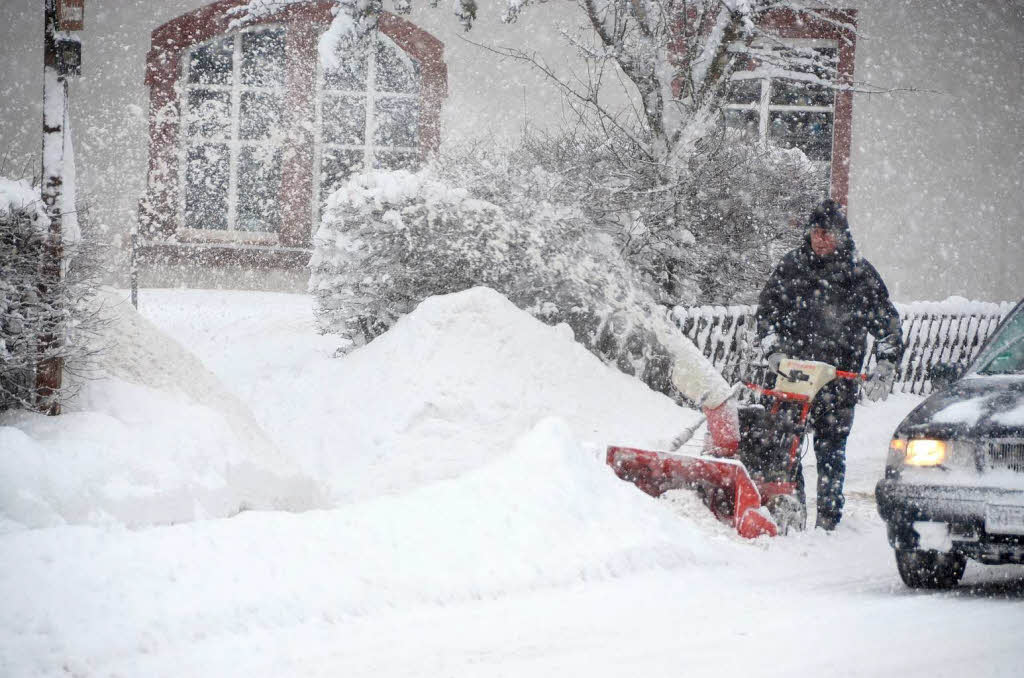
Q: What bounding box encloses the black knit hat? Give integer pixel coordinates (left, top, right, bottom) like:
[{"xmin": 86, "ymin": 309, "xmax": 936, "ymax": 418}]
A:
[{"xmin": 807, "ymin": 198, "xmax": 849, "ymax": 233}]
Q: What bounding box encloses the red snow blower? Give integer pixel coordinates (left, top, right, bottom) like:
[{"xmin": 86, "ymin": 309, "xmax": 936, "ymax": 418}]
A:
[{"xmin": 607, "ymin": 358, "xmax": 867, "ymax": 539}]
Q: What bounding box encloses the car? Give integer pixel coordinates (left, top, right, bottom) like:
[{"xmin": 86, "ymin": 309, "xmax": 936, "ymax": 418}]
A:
[{"xmin": 875, "ymin": 298, "xmax": 1024, "ymax": 589}]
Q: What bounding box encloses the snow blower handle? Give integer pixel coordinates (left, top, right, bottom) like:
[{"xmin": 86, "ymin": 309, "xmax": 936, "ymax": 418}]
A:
[{"xmin": 669, "ymin": 382, "xmax": 746, "ymax": 452}]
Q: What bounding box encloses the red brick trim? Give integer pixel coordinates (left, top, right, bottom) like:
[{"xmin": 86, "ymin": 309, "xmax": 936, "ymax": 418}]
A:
[{"xmin": 141, "ymin": 0, "xmax": 447, "ymax": 257}]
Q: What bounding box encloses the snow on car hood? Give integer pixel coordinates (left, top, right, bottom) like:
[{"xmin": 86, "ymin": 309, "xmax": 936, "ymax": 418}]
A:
[{"xmin": 897, "ymin": 375, "xmax": 1024, "ymax": 439}]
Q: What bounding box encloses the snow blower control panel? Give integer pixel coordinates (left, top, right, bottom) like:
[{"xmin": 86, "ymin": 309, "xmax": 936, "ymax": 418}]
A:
[{"xmin": 775, "ymin": 359, "xmax": 838, "ymax": 400}]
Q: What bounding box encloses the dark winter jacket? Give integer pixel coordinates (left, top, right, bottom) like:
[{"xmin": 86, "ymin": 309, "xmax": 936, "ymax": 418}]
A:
[{"xmin": 756, "ymin": 232, "xmax": 904, "ymax": 372}]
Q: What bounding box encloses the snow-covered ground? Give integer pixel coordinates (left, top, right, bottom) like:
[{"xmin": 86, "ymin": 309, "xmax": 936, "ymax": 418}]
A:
[{"xmin": 2, "ymin": 287, "xmax": 1022, "ymax": 677}]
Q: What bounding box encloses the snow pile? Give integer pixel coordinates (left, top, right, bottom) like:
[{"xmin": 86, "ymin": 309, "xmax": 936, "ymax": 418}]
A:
[
  {"xmin": 0, "ymin": 290, "xmax": 317, "ymax": 531},
  {"xmin": 336, "ymin": 417, "xmax": 731, "ymax": 595},
  {"xmin": 1, "ymin": 284, "xmax": 700, "ymax": 530},
  {"xmin": 0, "ymin": 282, "xmax": 733, "ymax": 672},
  {"xmin": 274, "ymin": 286, "xmax": 700, "ymax": 502},
  {"xmin": 0, "ymin": 417, "xmax": 733, "ymax": 675}
]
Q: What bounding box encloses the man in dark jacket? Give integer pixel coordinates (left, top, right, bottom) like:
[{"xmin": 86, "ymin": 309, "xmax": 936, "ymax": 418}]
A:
[{"xmin": 756, "ymin": 199, "xmax": 903, "ymax": 530}]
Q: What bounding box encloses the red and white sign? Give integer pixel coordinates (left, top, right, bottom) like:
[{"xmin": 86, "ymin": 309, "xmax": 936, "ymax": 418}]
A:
[{"xmin": 57, "ymin": 0, "xmax": 85, "ymax": 31}]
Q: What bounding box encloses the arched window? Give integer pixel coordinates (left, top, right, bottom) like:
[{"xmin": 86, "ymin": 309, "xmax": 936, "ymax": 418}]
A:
[{"xmin": 142, "ymin": 0, "xmax": 446, "ymax": 268}]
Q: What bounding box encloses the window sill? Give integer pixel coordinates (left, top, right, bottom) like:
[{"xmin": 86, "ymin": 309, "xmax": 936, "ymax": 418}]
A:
[{"xmin": 176, "ymin": 228, "xmax": 280, "ymax": 246}]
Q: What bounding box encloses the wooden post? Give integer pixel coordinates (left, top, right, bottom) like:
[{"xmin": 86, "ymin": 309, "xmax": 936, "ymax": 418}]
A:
[{"xmin": 37, "ymin": 0, "xmax": 67, "ymax": 415}]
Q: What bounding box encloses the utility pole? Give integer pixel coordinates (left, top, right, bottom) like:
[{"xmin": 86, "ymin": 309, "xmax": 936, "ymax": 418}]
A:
[{"xmin": 37, "ymin": 0, "xmax": 82, "ymax": 415}]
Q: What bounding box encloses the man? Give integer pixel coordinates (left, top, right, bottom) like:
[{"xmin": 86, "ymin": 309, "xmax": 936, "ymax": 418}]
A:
[{"xmin": 756, "ymin": 199, "xmax": 903, "ymax": 530}]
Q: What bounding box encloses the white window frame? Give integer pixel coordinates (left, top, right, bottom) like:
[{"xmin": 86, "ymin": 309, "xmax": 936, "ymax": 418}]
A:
[
  {"xmin": 312, "ymin": 33, "xmax": 422, "ymax": 226},
  {"xmin": 724, "ymin": 38, "xmax": 838, "ymax": 162},
  {"xmin": 178, "ymin": 25, "xmax": 287, "ymax": 243}
]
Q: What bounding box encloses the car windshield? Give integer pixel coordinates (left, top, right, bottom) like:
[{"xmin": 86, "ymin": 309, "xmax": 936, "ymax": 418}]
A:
[{"xmin": 973, "ymin": 303, "xmax": 1024, "ymax": 375}]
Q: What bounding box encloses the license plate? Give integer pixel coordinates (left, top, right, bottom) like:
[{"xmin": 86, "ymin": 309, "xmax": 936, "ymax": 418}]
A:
[{"xmin": 985, "ymin": 504, "xmax": 1024, "ymax": 536}]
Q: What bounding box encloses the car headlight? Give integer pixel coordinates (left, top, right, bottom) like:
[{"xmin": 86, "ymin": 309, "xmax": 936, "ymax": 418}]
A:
[{"xmin": 904, "ymin": 439, "xmax": 947, "ymax": 466}]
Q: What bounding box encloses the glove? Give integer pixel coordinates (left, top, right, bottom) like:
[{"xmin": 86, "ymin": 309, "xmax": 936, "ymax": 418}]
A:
[
  {"xmin": 703, "ymin": 398, "xmax": 740, "ymax": 456},
  {"xmin": 760, "ymin": 333, "xmax": 786, "ymax": 373},
  {"xmin": 863, "ymin": 360, "xmax": 895, "ymax": 402},
  {"xmin": 760, "ymin": 332, "xmax": 779, "ymax": 356}
]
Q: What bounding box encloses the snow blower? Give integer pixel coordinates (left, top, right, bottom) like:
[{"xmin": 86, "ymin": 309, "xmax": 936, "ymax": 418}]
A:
[{"xmin": 607, "ymin": 358, "xmax": 867, "ymax": 538}]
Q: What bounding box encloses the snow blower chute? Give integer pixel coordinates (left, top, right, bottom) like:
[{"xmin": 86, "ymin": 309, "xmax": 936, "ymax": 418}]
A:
[{"xmin": 607, "ymin": 359, "xmax": 866, "ymax": 539}]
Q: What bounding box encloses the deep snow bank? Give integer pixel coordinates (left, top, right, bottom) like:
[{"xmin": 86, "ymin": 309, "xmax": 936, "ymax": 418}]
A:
[
  {"xmin": 0, "ymin": 290, "xmax": 317, "ymax": 531},
  {"xmin": 286, "ymin": 286, "xmax": 700, "ymax": 502},
  {"xmin": 0, "ymin": 417, "xmax": 734, "ymax": 675},
  {"xmin": 337, "ymin": 417, "xmax": 731, "ymax": 596}
]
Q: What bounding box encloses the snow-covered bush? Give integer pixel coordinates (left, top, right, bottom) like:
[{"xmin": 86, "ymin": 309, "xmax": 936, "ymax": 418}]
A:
[
  {"xmin": 309, "ymin": 169, "xmax": 690, "ymax": 396},
  {"xmin": 0, "ymin": 178, "xmax": 50, "ymax": 411},
  {"xmin": 0, "ymin": 176, "xmax": 104, "ymax": 412}
]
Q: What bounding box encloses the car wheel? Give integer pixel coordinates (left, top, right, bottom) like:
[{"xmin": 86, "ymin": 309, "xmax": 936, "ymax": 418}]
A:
[{"xmin": 894, "ymin": 548, "xmax": 967, "ymax": 589}]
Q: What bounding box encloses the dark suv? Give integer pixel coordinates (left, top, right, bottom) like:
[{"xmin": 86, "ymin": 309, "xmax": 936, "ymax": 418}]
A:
[{"xmin": 876, "ymin": 299, "xmax": 1024, "ymax": 588}]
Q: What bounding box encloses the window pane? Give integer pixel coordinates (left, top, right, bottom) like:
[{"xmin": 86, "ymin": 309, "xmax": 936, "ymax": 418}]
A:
[
  {"xmin": 769, "ymin": 110, "xmax": 833, "ymax": 161},
  {"xmin": 184, "ymin": 144, "xmax": 230, "ymax": 230},
  {"xmin": 770, "ymin": 82, "xmax": 834, "ymax": 107},
  {"xmin": 323, "ymin": 48, "xmax": 369, "ymax": 91},
  {"xmin": 189, "ymin": 36, "xmax": 234, "ymax": 85},
  {"xmin": 374, "ymin": 150, "xmax": 421, "ymax": 172},
  {"xmin": 241, "ymin": 28, "xmax": 286, "ymax": 88},
  {"xmin": 804, "ymin": 47, "xmax": 838, "ymax": 80},
  {"xmin": 726, "ymin": 78, "xmax": 761, "ymax": 105},
  {"xmin": 768, "ymin": 46, "xmax": 837, "ymax": 105},
  {"xmin": 237, "ymin": 146, "xmax": 282, "ymax": 232},
  {"xmin": 724, "ymin": 108, "xmax": 759, "ymax": 140},
  {"xmin": 186, "ymin": 89, "xmax": 232, "ymax": 140},
  {"xmin": 320, "ymin": 149, "xmax": 364, "ymax": 199},
  {"xmin": 374, "ymin": 96, "xmax": 419, "ymax": 147},
  {"xmin": 240, "ymin": 91, "xmax": 284, "ymax": 140},
  {"xmin": 376, "ymin": 39, "xmax": 420, "ymax": 93},
  {"xmin": 322, "ymin": 94, "xmax": 366, "ymax": 145}
]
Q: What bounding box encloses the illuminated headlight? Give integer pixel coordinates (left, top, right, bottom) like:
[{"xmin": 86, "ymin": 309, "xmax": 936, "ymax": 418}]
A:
[
  {"xmin": 904, "ymin": 439, "xmax": 948, "ymax": 467},
  {"xmin": 887, "ymin": 437, "xmax": 976, "ymax": 472}
]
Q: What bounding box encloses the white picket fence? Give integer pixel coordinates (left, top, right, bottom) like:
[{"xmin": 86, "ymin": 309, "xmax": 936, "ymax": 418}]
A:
[{"xmin": 670, "ymin": 298, "xmax": 1016, "ymax": 398}]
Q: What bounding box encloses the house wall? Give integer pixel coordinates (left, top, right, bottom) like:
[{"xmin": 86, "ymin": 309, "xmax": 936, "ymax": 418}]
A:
[
  {"xmin": 848, "ymin": 0, "xmax": 1023, "ymax": 304},
  {"xmin": 0, "ymin": 0, "xmax": 588, "ymax": 291},
  {"xmin": 1, "ymin": 0, "xmax": 1021, "ymax": 300}
]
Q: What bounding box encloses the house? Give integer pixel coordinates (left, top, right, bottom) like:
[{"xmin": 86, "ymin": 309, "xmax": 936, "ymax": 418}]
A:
[{"xmin": 1, "ymin": 0, "xmax": 1020, "ymax": 299}]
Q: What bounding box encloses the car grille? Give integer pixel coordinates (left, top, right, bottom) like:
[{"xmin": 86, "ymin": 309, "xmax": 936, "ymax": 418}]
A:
[{"xmin": 984, "ymin": 440, "xmax": 1024, "ymax": 473}]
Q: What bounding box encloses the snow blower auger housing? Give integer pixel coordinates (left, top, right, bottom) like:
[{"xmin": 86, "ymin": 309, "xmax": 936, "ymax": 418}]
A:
[{"xmin": 607, "ymin": 359, "xmax": 866, "ymax": 539}]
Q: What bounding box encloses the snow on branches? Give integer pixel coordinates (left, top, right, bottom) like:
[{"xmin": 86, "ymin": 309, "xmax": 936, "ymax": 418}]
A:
[
  {"xmin": 309, "ymin": 167, "xmax": 694, "ymax": 396},
  {"xmin": 0, "ymin": 177, "xmax": 105, "ymax": 413},
  {"xmin": 231, "ymin": 0, "xmax": 852, "ymax": 167},
  {"xmin": 0, "ymin": 178, "xmax": 50, "ymax": 234}
]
